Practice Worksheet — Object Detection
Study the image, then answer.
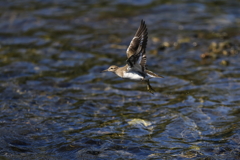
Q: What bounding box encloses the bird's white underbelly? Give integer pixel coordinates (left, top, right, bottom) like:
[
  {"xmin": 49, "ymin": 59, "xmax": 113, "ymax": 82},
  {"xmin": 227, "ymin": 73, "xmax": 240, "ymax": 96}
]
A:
[
  {"xmin": 123, "ymin": 72, "xmax": 143, "ymax": 80},
  {"xmin": 123, "ymin": 71, "xmax": 151, "ymax": 80}
]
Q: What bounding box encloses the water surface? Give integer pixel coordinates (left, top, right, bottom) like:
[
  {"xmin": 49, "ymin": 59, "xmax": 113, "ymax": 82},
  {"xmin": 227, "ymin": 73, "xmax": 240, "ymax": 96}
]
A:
[{"xmin": 0, "ymin": 0, "xmax": 240, "ymax": 159}]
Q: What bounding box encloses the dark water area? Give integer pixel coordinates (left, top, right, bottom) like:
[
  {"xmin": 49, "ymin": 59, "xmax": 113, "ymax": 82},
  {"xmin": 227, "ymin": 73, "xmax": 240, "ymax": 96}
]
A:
[{"xmin": 0, "ymin": 0, "xmax": 240, "ymax": 159}]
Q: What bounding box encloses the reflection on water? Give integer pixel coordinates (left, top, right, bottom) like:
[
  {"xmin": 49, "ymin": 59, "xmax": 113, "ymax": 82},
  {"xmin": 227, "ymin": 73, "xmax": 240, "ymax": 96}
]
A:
[{"xmin": 0, "ymin": 0, "xmax": 240, "ymax": 159}]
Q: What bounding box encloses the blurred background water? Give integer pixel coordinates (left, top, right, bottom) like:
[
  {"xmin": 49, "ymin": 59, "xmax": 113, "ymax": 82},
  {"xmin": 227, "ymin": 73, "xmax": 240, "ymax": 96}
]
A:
[{"xmin": 0, "ymin": 0, "xmax": 240, "ymax": 159}]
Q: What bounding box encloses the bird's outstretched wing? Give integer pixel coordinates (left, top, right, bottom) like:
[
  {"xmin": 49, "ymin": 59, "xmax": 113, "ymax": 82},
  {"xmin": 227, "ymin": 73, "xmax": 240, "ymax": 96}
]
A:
[{"xmin": 126, "ymin": 20, "xmax": 148, "ymax": 71}]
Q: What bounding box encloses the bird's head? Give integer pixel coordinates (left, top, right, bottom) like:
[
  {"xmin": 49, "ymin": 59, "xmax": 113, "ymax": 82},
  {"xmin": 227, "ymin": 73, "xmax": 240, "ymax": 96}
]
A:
[{"xmin": 102, "ymin": 65, "xmax": 119, "ymax": 72}]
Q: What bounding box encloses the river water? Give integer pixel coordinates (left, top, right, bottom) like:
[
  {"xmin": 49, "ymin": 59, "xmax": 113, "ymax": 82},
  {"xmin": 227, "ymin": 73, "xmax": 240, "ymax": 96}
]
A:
[{"xmin": 0, "ymin": 0, "xmax": 240, "ymax": 159}]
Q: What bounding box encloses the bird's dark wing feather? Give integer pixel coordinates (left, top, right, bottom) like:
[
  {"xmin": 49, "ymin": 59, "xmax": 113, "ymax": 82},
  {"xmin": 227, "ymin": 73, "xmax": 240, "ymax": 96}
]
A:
[{"xmin": 126, "ymin": 20, "xmax": 148, "ymax": 70}]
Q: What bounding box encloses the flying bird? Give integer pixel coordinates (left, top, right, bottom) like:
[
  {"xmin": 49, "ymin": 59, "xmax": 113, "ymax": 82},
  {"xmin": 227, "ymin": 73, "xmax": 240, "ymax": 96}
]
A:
[{"xmin": 103, "ymin": 20, "xmax": 163, "ymax": 93}]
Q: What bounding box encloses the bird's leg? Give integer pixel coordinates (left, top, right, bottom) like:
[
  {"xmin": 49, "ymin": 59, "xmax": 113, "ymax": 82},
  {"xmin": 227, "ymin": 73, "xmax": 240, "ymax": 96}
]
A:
[{"xmin": 146, "ymin": 80, "xmax": 155, "ymax": 94}]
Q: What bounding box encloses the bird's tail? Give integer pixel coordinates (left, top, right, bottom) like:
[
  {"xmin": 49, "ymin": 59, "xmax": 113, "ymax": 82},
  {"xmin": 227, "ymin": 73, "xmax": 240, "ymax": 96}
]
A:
[{"xmin": 145, "ymin": 70, "xmax": 163, "ymax": 78}]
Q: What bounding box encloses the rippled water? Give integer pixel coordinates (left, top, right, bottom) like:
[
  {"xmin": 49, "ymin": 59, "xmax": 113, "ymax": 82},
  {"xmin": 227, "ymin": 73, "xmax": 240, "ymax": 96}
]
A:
[{"xmin": 0, "ymin": 0, "xmax": 240, "ymax": 159}]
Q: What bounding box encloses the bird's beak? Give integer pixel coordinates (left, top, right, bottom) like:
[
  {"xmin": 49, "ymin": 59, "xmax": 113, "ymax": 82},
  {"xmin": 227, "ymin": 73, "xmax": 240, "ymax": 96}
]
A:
[{"xmin": 101, "ymin": 69, "xmax": 108, "ymax": 72}]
